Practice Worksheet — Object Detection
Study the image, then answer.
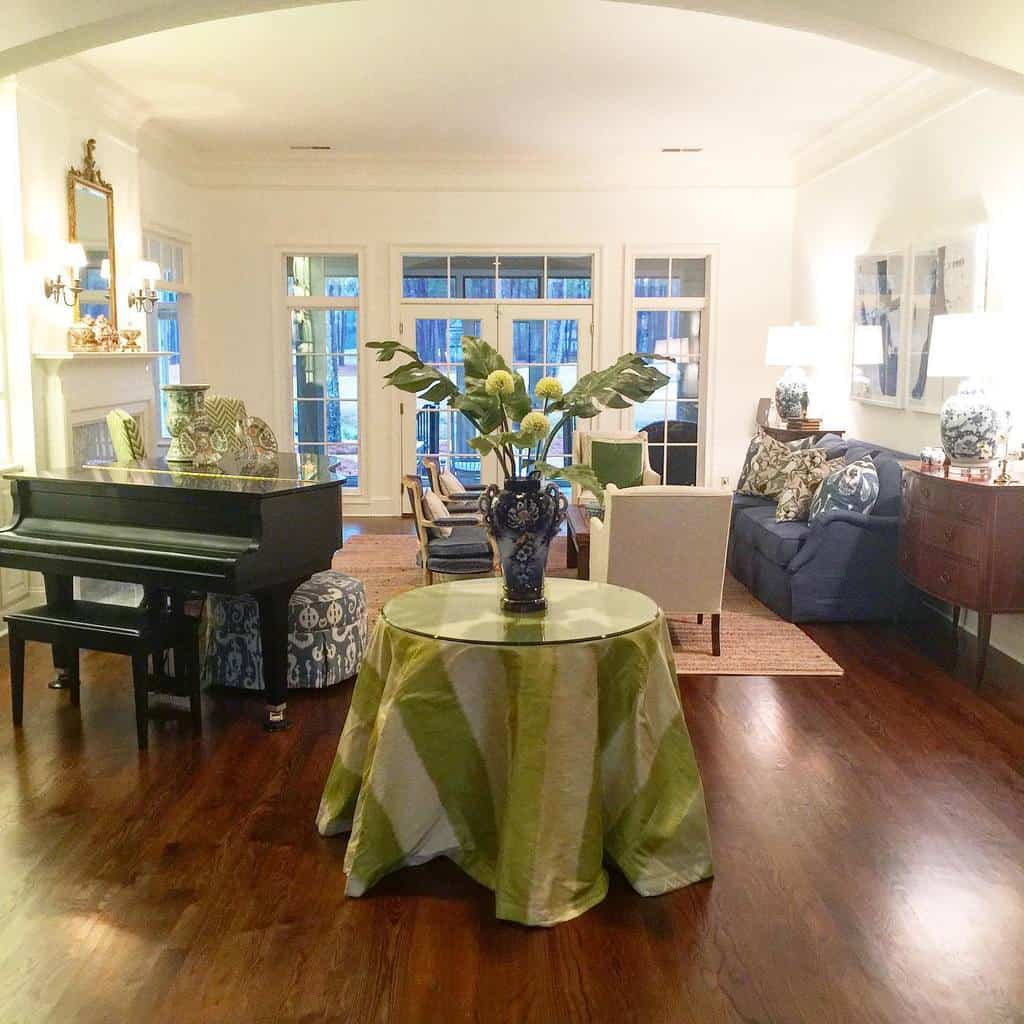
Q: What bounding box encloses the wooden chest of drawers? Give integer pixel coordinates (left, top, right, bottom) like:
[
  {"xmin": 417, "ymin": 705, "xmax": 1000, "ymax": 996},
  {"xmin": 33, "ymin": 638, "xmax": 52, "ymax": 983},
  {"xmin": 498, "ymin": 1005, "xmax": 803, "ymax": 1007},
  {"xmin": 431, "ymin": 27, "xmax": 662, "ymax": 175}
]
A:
[{"xmin": 899, "ymin": 462, "xmax": 1024, "ymax": 681}]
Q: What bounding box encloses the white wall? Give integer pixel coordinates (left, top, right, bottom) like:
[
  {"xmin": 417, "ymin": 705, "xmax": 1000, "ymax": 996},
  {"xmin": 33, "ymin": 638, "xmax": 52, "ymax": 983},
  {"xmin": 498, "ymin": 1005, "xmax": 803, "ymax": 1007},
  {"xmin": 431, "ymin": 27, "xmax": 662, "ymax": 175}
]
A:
[
  {"xmin": 12, "ymin": 65, "xmax": 150, "ymax": 470},
  {"xmin": 793, "ymin": 87, "xmax": 1024, "ymax": 662},
  {"xmin": 191, "ymin": 185, "xmax": 794, "ymax": 513}
]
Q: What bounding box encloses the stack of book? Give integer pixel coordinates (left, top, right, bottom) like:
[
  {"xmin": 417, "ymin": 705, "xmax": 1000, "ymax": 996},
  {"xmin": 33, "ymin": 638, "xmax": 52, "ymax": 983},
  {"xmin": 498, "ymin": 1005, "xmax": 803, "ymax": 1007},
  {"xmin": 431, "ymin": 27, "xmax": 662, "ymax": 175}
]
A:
[{"xmin": 785, "ymin": 417, "xmax": 822, "ymax": 431}]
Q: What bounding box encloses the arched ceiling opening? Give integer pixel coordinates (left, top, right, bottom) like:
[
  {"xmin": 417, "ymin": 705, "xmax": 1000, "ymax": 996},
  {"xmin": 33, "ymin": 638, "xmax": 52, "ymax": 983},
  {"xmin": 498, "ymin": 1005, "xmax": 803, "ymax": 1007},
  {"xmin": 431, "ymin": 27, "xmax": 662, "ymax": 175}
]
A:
[{"xmin": 2, "ymin": 0, "xmax": 1022, "ymax": 92}]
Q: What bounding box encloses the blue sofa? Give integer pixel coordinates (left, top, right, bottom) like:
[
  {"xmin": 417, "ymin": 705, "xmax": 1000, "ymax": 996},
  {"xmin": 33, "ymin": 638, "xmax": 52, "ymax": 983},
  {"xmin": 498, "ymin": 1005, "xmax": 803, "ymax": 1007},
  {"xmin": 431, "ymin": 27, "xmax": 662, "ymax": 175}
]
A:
[{"xmin": 727, "ymin": 436, "xmax": 912, "ymax": 623}]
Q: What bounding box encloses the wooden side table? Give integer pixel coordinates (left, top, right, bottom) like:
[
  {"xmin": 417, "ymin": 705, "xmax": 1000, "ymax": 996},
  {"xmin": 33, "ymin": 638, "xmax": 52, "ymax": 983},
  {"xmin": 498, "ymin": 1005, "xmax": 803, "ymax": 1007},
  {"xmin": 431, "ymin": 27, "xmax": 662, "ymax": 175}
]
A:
[
  {"xmin": 762, "ymin": 426, "xmax": 846, "ymax": 444},
  {"xmin": 565, "ymin": 505, "xmax": 593, "ymax": 580},
  {"xmin": 899, "ymin": 461, "xmax": 1024, "ymax": 683}
]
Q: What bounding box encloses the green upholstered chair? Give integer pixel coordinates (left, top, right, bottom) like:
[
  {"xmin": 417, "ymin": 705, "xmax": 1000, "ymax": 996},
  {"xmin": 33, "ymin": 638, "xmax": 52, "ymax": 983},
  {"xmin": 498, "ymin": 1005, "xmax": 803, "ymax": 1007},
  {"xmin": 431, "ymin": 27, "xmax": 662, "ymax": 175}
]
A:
[
  {"xmin": 570, "ymin": 430, "xmax": 660, "ymax": 503},
  {"xmin": 106, "ymin": 409, "xmax": 146, "ymax": 462}
]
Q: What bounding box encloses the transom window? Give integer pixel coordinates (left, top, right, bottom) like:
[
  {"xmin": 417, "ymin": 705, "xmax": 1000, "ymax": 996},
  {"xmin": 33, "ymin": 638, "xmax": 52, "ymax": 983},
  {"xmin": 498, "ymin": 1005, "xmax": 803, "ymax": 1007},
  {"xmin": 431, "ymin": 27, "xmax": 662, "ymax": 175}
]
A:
[
  {"xmin": 285, "ymin": 254, "xmax": 360, "ymax": 487},
  {"xmin": 630, "ymin": 254, "xmax": 710, "ymax": 486},
  {"xmin": 402, "ymin": 253, "xmax": 592, "ymax": 300}
]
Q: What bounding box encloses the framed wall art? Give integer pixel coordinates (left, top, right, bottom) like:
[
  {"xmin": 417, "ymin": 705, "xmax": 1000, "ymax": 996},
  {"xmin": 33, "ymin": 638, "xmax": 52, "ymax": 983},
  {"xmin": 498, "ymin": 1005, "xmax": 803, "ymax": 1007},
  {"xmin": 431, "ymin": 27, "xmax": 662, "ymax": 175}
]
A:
[
  {"xmin": 906, "ymin": 226, "xmax": 989, "ymax": 413},
  {"xmin": 851, "ymin": 250, "xmax": 905, "ymax": 407}
]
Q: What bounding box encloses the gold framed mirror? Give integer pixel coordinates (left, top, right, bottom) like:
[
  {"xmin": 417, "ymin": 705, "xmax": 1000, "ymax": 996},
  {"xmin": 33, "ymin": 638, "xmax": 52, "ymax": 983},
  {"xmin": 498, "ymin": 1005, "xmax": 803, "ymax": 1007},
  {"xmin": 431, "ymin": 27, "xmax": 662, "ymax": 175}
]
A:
[{"xmin": 68, "ymin": 138, "xmax": 116, "ymax": 326}]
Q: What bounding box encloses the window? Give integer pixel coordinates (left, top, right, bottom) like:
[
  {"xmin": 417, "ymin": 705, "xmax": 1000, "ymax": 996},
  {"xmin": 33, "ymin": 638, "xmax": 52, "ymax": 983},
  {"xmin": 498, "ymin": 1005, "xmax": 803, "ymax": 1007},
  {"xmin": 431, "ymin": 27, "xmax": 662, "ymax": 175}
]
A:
[
  {"xmin": 402, "ymin": 253, "xmax": 592, "ymax": 301},
  {"xmin": 629, "ymin": 254, "xmax": 709, "ymax": 485},
  {"xmin": 143, "ymin": 233, "xmax": 191, "ymax": 438},
  {"xmin": 285, "ymin": 254, "xmax": 360, "ymax": 487}
]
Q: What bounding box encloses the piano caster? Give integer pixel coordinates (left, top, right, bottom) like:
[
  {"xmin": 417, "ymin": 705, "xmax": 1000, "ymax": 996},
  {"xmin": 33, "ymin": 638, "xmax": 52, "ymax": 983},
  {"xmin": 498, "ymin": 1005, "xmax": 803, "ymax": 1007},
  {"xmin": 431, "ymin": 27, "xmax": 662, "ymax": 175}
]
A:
[
  {"xmin": 48, "ymin": 670, "xmax": 73, "ymax": 690},
  {"xmin": 264, "ymin": 703, "xmax": 290, "ymax": 732}
]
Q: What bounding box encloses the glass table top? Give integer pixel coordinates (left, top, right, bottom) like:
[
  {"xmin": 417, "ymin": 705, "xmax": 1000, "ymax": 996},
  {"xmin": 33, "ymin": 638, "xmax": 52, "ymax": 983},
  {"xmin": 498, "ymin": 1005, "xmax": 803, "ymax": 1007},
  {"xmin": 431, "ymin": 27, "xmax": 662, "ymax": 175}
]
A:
[{"xmin": 382, "ymin": 577, "xmax": 659, "ymax": 646}]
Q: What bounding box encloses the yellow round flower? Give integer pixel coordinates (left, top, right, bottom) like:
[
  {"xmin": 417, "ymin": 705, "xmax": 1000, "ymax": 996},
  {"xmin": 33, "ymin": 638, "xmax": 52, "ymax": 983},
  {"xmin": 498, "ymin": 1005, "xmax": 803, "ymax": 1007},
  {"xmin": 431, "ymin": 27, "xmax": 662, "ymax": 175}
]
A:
[
  {"xmin": 534, "ymin": 376, "xmax": 563, "ymax": 400},
  {"xmin": 484, "ymin": 369, "xmax": 516, "ymax": 396},
  {"xmin": 520, "ymin": 411, "xmax": 550, "ymax": 437}
]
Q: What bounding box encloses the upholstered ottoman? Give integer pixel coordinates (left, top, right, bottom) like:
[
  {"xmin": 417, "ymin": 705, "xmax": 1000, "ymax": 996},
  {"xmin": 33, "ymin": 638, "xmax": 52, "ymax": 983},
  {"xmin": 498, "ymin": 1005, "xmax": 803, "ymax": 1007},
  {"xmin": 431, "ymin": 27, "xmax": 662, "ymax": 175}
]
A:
[{"xmin": 202, "ymin": 571, "xmax": 368, "ymax": 690}]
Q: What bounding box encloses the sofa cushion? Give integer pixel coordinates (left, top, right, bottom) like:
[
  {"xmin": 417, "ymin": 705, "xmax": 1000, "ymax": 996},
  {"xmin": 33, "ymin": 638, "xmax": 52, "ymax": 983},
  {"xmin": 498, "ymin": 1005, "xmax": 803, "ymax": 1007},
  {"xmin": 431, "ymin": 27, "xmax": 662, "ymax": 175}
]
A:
[
  {"xmin": 776, "ymin": 448, "xmax": 830, "ymax": 522},
  {"xmin": 871, "ymin": 454, "xmax": 904, "ymax": 516},
  {"xmin": 734, "ymin": 506, "xmax": 811, "ymax": 567},
  {"xmin": 732, "ymin": 492, "xmax": 774, "ymax": 514},
  {"xmin": 427, "ymin": 526, "xmax": 492, "ymax": 559},
  {"xmin": 738, "ymin": 435, "xmax": 791, "ymax": 498},
  {"xmin": 808, "ymin": 457, "xmax": 879, "ymax": 523}
]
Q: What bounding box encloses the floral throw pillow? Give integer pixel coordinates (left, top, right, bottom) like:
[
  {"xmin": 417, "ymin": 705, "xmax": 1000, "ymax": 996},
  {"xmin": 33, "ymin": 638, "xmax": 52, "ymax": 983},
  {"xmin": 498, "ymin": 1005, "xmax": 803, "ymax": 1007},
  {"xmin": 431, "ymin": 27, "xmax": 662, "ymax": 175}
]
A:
[
  {"xmin": 808, "ymin": 457, "xmax": 880, "ymax": 523},
  {"xmin": 775, "ymin": 448, "xmax": 830, "ymax": 522},
  {"xmin": 738, "ymin": 435, "xmax": 792, "ymax": 498}
]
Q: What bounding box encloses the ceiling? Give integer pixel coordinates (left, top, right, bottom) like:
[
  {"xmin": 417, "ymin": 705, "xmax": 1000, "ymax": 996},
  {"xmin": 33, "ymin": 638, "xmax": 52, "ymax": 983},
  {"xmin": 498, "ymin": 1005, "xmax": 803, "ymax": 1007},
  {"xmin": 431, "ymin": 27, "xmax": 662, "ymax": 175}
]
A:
[
  {"xmin": 69, "ymin": 0, "xmax": 928, "ymax": 172},
  {"xmin": 3, "ymin": 0, "xmax": 1022, "ymax": 91}
]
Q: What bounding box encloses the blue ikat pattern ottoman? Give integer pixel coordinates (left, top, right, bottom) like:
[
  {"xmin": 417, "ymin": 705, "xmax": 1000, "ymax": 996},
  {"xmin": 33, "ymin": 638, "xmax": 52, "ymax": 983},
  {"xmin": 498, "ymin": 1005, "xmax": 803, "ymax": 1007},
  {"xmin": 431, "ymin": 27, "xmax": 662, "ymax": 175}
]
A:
[{"xmin": 202, "ymin": 571, "xmax": 368, "ymax": 690}]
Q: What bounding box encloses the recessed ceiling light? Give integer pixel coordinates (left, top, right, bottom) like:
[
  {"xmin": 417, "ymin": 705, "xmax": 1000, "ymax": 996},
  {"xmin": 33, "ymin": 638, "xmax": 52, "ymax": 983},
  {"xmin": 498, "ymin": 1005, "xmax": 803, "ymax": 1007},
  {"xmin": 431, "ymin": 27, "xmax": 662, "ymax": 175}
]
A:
[
  {"xmin": 661, "ymin": 147, "xmax": 703, "ymax": 153},
  {"xmin": 290, "ymin": 145, "xmax": 332, "ymax": 151}
]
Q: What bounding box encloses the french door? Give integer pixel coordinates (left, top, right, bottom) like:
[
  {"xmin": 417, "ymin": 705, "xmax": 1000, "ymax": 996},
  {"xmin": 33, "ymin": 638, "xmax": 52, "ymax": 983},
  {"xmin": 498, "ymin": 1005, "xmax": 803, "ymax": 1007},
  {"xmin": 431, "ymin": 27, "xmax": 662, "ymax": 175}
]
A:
[{"xmin": 400, "ymin": 303, "xmax": 592, "ymax": 489}]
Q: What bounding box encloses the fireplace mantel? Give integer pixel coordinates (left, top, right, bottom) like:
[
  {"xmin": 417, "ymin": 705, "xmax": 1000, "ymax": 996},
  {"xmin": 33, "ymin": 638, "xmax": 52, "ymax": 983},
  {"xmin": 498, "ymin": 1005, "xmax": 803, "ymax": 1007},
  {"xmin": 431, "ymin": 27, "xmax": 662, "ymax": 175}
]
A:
[{"xmin": 33, "ymin": 351, "xmax": 173, "ymax": 468}]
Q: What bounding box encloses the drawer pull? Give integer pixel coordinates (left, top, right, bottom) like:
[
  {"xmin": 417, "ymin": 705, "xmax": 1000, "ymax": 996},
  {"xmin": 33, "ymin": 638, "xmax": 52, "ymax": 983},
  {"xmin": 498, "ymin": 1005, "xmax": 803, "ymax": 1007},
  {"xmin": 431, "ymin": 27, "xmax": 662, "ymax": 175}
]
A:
[
  {"xmin": 922, "ymin": 487, "xmax": 931, "ymax": 500},
  {"xmin": 939, "ymin": 571, "xmax": 952, "ymax": 585},
  {"xmin": 943, "ymin": 527, "xmax": 955, "ymax": 542},
  {"xmin": 958, "ymin": 500, "xmax": 972, "ymax": 515}
]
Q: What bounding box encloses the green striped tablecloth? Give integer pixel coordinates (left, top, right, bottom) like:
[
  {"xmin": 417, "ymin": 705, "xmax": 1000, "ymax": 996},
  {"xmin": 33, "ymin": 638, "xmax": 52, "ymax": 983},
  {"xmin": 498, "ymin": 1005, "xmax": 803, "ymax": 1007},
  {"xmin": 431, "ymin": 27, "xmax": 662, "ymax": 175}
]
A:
[{"xmin": 316, "ymin": 582, "xmax": 713, "ymax": 926}]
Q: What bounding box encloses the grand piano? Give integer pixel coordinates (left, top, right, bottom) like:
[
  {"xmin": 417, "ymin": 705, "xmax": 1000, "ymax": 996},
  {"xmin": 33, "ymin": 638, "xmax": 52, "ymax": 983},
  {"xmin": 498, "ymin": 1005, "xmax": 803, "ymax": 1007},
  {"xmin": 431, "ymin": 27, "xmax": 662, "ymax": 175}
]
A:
[{"xmin": 0, "ymin": 453, "xmax": 344, "ymax": 729}]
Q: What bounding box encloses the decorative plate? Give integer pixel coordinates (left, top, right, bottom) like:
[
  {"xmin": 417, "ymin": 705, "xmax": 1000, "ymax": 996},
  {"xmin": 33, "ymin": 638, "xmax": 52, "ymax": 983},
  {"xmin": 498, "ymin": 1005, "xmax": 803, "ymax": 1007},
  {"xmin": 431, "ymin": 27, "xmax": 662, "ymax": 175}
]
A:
[{"xmin": 239, "ymin": 416, "xmax": 278, "ymax": 457}]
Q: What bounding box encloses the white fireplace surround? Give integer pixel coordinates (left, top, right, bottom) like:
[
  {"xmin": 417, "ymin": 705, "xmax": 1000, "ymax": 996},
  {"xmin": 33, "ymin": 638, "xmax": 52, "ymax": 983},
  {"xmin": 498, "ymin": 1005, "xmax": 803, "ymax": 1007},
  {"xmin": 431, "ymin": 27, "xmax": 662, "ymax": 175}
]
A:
[{"xmin": 33, "ymin": 352, "xmax": 171, "ymax": 468}]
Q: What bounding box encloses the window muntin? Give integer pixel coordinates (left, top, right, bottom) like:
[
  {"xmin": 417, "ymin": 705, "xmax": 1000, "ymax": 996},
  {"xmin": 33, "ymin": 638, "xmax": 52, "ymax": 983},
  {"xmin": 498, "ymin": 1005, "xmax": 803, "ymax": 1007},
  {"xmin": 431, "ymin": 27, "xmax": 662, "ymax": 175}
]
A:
[
  {"xmin": 285, "ymin": 253, "xmax": 360, "ymax": 488},
  {"xmin": 402, "ymin": 254, "xmax": 592, "ymax": 301},
  {"xmin": 144, "ymin": 233, "xmax": 188, "ymax": 289}
]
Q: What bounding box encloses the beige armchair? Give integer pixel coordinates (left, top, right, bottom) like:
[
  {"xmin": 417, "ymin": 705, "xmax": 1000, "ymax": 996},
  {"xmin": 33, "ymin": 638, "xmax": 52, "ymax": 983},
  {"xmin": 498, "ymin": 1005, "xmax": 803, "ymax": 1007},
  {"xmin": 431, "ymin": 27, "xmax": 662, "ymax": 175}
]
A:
[
  {"xmin": 590, "ymin": 484, "xmax": 733, "ymax": 655},
  {"xmin": 570, "ymin": 429, "xmax": 660, "ymax": 503}
]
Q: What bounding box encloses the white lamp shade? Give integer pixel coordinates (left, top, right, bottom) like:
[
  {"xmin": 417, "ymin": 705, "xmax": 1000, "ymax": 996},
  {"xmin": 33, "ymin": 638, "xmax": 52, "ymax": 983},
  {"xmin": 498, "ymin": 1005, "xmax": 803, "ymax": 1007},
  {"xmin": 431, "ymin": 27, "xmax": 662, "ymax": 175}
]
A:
[
  {"xmin": 927, "ymin": 312, "xmax": 1007, "ymax": 378},
  {"xmin": 136, "ymin": 260, "xmax": 162, "ymax": 287},
  {"xmin": 765, "ymin": 323, "xmax": 819, "ymax": 367},
  {"xmin": 853, "ymin": 324, "xmax": 884, "ymax": 365},
  {"xmin": 63, "ymin": 241, "xmax": 87, "ymax": 271}
]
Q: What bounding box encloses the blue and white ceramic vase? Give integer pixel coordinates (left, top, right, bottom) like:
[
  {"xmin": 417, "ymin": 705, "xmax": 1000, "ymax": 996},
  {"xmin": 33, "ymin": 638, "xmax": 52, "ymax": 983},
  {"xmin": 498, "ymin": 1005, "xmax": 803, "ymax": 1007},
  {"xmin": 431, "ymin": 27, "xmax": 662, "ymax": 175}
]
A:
[
  {"xmin": 939, "ymin": 382, "xmax": 1000, "ymax": 465},
  {"xmin": 774, "ymin": 369, "xmax": 810, "ymax": 422},
  {"xmin": 480, "ymin": 475, "xmax": 568, "ymax": 612}
]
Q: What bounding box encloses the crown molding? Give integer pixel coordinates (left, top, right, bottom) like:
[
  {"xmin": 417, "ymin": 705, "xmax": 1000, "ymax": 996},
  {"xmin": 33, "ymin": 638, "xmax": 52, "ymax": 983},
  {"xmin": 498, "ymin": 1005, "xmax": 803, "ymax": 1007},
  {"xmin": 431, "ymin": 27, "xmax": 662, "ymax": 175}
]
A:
[
  {"xmin": 794, "ymin": 69, "xmax": 982, "ymax": 185},
  {"xmin": 14, "ymin": 60, "xmax": 145, "ymax": 153}
]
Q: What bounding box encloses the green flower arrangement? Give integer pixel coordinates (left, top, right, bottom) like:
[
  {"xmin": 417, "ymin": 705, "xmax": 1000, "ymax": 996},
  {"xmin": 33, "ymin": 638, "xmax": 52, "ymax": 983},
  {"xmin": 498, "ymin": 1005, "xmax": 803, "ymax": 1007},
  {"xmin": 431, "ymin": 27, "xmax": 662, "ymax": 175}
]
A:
[{"xmin": 367, "ymin": 336, "xmax": 669, "ymax": 497}]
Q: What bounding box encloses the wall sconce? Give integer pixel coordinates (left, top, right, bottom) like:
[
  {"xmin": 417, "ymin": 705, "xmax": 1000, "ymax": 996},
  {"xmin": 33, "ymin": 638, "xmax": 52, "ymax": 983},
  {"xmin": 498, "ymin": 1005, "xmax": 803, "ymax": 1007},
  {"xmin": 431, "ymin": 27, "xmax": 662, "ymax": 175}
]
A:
[
  {"xmin": 128, "ymin": 260, "xmax": 161, "ymax": 312},
  {"xmin": 43, "ymin": 242, "xmax": 87, "ymax": 306}
]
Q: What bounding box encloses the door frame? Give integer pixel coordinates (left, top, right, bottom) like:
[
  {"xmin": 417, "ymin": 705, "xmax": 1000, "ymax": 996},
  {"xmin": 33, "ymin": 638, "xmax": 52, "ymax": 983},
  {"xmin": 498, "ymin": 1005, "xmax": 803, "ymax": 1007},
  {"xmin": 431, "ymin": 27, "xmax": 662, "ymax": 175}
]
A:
[{"xmin": 390, "ymin": 244, "xmax": 601, "ymax": 494}]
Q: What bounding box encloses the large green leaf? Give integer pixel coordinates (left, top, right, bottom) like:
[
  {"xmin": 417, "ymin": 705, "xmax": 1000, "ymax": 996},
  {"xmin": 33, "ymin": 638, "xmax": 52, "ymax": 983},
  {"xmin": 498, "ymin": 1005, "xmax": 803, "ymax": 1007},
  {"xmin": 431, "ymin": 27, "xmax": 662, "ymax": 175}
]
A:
[
  {"xmin": 366, "ymin": 340, "xmax": 420, "ymax": 362},
  {"xmin": 535, "ymin": 461, "xmax": 603, "ymax": 504},
  {"xmin": 548, "ymin": 353, "xmax": 669, "ymax": 421},
  {"xmin": 462, "ymin": 336, "xmax": 511, "ymax": 383}
]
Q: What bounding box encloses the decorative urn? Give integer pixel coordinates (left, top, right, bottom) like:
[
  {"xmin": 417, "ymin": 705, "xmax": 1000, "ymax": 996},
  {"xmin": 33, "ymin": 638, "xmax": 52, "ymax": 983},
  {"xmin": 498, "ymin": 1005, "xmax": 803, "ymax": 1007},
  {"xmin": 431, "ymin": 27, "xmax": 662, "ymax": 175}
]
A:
[{"xmin": 480, "ymin": 474, "xmax": 568, "ymax": 613}]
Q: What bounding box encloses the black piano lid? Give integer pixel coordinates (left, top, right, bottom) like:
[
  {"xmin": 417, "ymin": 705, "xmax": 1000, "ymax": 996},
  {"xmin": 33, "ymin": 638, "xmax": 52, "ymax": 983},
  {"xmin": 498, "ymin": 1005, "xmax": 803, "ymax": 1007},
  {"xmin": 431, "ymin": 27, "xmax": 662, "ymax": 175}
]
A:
[{"xmin": 6, "ymin": 453, "xmax": 345, "ymax": 497}]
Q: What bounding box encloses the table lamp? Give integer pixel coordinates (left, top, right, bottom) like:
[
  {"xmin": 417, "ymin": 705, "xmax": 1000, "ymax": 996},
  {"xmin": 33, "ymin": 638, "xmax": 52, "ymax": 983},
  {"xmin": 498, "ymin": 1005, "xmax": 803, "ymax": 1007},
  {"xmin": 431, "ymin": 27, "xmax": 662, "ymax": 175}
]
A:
[
  {"xmin": 765, "ymin": 323, "xmax": 819, "ymax": 422},
  {"xmin": 852, "ymin": 324, "xmax": 884, "ymax": 397},
  {"xmin": 927, "ymin": 312, "xmax": 1005, "ymax": 466}
]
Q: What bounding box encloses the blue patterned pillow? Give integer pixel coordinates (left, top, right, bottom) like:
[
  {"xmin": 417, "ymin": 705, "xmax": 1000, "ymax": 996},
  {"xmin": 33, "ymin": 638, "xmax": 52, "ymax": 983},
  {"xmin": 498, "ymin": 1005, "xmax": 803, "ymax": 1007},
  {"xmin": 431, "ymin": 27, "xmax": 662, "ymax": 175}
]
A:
[{"xmin": 808, "ymin": 457, "xmax": 880, "ymax": 523}]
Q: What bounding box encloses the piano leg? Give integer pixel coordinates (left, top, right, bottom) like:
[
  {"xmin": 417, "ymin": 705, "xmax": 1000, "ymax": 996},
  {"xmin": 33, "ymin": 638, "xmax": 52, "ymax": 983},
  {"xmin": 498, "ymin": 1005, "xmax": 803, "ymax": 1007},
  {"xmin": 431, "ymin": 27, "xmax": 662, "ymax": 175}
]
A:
[
  {"xmin": 256, "ymin": 580, "xmax": 303, "ymax": 731},
  {"xmin": 43, "ymin": 574, "xmax": 76, "ymax": 691}
]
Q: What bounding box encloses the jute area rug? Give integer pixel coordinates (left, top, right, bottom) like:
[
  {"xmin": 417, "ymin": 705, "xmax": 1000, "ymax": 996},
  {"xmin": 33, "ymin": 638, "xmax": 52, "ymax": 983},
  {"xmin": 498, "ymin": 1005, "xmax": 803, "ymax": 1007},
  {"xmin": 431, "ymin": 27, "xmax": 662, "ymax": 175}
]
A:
[{"xmin": 333, "ymin": 535, "xmax": 842, "ymax": 678}]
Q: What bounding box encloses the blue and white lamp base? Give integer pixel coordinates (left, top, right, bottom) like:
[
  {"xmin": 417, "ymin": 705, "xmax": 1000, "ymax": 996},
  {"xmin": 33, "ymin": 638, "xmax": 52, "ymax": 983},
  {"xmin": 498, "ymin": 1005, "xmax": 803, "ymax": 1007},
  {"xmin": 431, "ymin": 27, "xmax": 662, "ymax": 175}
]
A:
[
  {"xmin": 939, "ymin": 382, "xmax": 1000, "ymax": 467},
  {"xmin": 774, "ymin": 367, "xmax": 810, "ymax": 422}
]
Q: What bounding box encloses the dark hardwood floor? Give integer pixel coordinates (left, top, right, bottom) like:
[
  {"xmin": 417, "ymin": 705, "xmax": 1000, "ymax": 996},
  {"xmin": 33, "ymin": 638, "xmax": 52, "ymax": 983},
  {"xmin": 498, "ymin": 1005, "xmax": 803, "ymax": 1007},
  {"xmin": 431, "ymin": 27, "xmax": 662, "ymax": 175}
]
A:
[{"xmin": 0, "ymin": 518, "xmax": 1021, "ymax": 1023}]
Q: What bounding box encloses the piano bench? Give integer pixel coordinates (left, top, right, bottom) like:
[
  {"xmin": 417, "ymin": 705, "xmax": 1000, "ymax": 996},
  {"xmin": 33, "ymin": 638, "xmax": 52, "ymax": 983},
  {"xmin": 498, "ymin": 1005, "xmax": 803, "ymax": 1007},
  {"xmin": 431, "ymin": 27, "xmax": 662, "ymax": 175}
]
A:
[{"xmin": 5, "ymin": 600, "xmax": 201, "ymax": 750}]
